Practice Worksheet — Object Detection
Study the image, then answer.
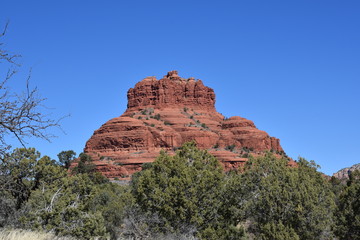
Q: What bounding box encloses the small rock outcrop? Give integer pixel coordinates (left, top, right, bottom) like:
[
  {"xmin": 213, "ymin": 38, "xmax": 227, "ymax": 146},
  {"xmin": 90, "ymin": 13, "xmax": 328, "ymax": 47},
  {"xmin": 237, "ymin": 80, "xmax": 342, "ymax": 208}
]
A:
[
  {"xmin": 81, "ymin": 71, "xmax": 287, "ymax": 179},
  {"xmin": 333, "ymin": 163, "xmax": 360, "ymax": 180}
]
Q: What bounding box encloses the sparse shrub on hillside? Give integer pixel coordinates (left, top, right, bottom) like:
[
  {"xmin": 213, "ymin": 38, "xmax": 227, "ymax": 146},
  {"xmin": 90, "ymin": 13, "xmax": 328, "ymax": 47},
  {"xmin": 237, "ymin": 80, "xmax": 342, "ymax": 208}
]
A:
[
  {"xmin": 225, "ymin": 144, "xmax": 235, "ymax": 152},
  {"xmin": 241, "ymin": 153, "xmax": 249, "ymax": 158},
  {"xmin": 154, "ymin": 114, "xmax": 161, "ymax": 120},
  {"xmin": 164, "ymin": 121, "xmax": 172, "ymax": 125},
  {"xmin": 242, "ymin": 147, "xmax": 250, "ymax": 153}
]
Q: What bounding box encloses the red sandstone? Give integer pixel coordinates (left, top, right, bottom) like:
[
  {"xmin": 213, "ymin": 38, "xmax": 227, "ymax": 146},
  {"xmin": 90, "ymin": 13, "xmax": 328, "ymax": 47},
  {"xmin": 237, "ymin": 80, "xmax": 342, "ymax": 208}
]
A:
[{"xmin": 80, "ymin": 71, "xmax": 286, "ymax": 179}]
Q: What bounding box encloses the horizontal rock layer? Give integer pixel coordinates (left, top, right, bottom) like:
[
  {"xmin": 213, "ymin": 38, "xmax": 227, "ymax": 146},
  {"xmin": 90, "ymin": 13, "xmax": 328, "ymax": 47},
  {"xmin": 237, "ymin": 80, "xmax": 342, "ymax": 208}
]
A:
[
  {"xmin": 81, "ymin": 71, "xmax": 286, "ymax": 179},
  {"xmin": 127, "ymin": 71, "xmax": 216, "ymax": 111}
]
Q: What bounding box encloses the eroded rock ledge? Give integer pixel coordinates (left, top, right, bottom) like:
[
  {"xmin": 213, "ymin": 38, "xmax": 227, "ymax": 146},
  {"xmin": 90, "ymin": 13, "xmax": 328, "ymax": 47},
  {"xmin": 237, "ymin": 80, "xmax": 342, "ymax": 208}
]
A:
[{"xmin": 80, "ymin": 71, "xmax": 288, "ymax": 179}]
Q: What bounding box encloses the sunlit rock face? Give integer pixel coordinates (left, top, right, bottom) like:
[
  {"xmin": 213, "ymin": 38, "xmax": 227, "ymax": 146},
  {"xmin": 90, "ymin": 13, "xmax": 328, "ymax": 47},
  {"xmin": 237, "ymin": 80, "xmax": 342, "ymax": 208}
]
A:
[
  {"xmin": 81, "ymin": 71, "xmax": 284, "ymax": 179},
  {"xmin": 333, "ymin": 163, "xmax": 360, "ymax": 180}
]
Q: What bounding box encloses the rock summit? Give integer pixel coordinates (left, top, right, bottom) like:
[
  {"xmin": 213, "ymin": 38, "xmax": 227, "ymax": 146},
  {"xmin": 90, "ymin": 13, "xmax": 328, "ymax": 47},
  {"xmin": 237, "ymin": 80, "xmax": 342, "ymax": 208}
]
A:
[{"xmin": 82, "ymin": 71, "xmax": 287, "ymax": 178}]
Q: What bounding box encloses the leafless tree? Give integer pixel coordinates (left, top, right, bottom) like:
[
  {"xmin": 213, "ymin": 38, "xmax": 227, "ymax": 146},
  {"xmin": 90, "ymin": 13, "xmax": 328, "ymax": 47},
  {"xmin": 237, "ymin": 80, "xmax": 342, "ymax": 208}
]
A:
[
  {"xmin": 0, "ymin": 22, "xmax": 62, "ymax": 155},
  {"xmin": 119, "ymin": 206, "xmax": 198, "ymax": 240},
  {"xmin": 0, "ymin": 21, "xmax": 66, "ymax": 229}
]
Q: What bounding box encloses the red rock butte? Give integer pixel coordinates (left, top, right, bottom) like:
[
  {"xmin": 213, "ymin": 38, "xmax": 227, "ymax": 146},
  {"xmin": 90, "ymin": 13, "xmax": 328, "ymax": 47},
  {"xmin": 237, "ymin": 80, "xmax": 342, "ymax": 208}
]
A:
[{"xmin": 82, "ymin": 71, "xmax": 289, "ymax": 179}]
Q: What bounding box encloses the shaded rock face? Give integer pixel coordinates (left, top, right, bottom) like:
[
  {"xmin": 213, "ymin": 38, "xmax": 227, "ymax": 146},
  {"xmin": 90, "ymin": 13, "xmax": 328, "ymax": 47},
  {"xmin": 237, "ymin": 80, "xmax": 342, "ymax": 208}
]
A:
[
  {"xmin": 83, "ymin": 71, "xmax": 285, "ymax": 179},
  {"xmin": 333, "ymin": 163, "xmax": 360, "ymax": 180}
]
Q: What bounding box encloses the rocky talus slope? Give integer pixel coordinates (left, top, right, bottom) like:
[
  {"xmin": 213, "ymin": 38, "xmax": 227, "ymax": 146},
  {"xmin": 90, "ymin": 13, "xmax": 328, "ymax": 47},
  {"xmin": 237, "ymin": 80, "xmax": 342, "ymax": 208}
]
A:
[{"xmin": 81, "ymin": 71, "xmax": 291, "ymax": 179}]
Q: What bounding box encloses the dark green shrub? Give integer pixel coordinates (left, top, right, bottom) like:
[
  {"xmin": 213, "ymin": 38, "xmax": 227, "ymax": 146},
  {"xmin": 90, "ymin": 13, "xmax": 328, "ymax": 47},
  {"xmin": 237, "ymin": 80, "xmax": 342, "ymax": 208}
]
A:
[
  {"xmin": 154, "ymin": 114, "xmax": 161, "ymax": 120},
  {"xmin": 72, "ymin": 153, "xmax": 96, "ymax": 174},
  {"xmin": 335, "ymin": 170, "xmax": 360, "ymax": 239},
  {"xmin": 224, "ymin": 155, "xmax": 336, "ymax": 239},
  {"xmin": 241, "ymin": 153, "xmax": 249, "ymax": 158},
  {"xmin": 131, "ymin": 142, "xmax": 244, "ymax": 239},
  {"xmin": 242, "ymin": 147, "xmax": 250, "ymax": 153},
  {"xmin": 225, "ymin": 145, "xmax": 235, "ymax": 152}
]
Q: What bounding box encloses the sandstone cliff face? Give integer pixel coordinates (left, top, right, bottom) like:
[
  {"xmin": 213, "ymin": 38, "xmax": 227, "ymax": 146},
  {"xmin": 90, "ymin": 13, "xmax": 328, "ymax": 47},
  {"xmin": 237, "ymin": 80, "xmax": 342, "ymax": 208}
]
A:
[
  {"xmin": 126, "ymin": 71, "xmax": 216, "ymax": 111},
  {"xmin": 82, "ymin": 71, "xmax": 286, "ymax": 179}
]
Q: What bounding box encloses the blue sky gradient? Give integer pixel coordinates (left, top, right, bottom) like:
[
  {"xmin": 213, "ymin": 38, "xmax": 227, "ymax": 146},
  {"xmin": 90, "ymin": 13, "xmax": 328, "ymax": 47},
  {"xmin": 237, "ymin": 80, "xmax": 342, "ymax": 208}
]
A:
[{"xmin": 2, "ymin": 0, "xmax": 359, "ymax": 175}]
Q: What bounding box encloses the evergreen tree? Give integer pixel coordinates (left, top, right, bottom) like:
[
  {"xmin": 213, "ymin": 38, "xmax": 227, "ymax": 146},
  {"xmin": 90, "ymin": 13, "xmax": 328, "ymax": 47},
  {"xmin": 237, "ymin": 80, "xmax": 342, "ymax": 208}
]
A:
[
  {"xmin": 335, "ymin": 170, "xmax": 360, "ymax": 239},
  {"xmin": 72, "ymin": 152, "xmax": 96, "ymax": 174},
  {"xmin": 223, "ymin": 154, "xmax": 335, "ymax": 239},
  {"xmin": 131, "ymin": 141, "xmax": 245, "ymax": 239},
  {"xmin": 57, "ymin": 150, "xmax": 76, "ymax": 169},
  {"xmin": 0, "ymin": 148, "xmax": 66, "ymax": 226}
]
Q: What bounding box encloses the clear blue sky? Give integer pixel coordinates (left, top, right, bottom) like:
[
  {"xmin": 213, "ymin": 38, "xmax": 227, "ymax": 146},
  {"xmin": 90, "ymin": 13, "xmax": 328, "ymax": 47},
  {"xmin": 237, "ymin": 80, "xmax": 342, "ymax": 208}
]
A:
[{"xmin": 2, "ymin": 0, "xmax": 359, "ymax": 175}]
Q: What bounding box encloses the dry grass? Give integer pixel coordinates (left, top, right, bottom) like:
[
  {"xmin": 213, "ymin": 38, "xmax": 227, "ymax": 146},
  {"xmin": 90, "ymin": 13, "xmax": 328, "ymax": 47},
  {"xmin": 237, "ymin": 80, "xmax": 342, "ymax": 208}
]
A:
[{"xmin": 0, "ymin": 229, "xmax": 76, "ymax": 240}]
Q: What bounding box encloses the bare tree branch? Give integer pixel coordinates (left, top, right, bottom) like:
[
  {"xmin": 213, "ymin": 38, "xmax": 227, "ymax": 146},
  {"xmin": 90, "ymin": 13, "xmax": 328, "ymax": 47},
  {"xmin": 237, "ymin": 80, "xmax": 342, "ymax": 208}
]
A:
[{"xmin": 0, "ymin": 22, "xmax": 64, "ymax": 154}]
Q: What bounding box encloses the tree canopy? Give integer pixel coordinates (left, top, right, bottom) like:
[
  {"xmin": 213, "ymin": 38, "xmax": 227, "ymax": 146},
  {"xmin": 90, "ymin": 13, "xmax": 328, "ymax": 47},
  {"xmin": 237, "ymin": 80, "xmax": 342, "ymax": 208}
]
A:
[
  {"xmin": 131, "ymin": 141, "xmax": 246, "ymax": 239},
  {"xmin": 0, "ymin": 142, "xmax": 358, "ymax": 239},
  {"xmin": 335, "ymin": 170, "xmax": 360, "ymax": 239},
  {"xmin": 222, "ymin": 154, "xmax": 335, "ymax": 239}
]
